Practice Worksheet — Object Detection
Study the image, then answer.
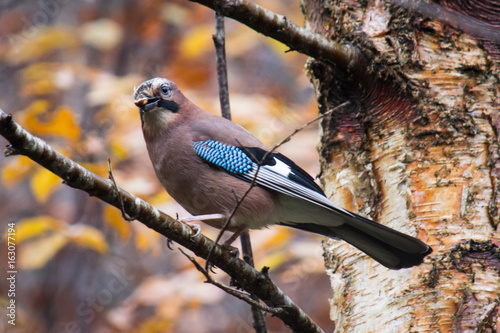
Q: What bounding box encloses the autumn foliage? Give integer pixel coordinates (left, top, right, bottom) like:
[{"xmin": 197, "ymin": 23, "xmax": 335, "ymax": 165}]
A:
[{"xmin": 0, "ymin": 1, "xmax": 335, "ymax": 332}]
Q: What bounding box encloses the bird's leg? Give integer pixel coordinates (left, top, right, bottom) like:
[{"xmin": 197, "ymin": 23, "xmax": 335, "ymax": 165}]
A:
[
  {"xmin": 223, "ymin": 226, "xmax": 246, "ymax": 246},
  {"xmin": 180, "ymin": 213, "xmax": 226, "ymax": 223},
  {"xmin": 217, "ymin": 226, "xmax": 245, "ymax": 261},
  {"xmin": 223, "ymin": 227, "xmax": 249, "ymax": 289},
  {"xmin": 179, "ymin": 213, "xmax": 226, "ymax": 238}
]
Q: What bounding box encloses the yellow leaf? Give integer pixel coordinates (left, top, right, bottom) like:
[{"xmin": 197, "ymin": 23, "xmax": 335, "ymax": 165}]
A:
[
  {"xmin": 264, "ymin": 38, "xmax": 291, "ymax": 58},
  {"xmin": 149, "ymin": 191, "xmax": 172, "ymax": 206},
  {"xmin": 1, "ymin": 156, "xmax": 34, "ymax": 187},
  {"xmin": 258, "ymin": 251, "xmax": 289, "ymax": 269},
  {"xmin": 47, "ymin": 106, "xmax": 81, "ymax": 143},
  {"xmin": 180, "ymin": 25, "xmax": 214, "ymax": 59},
  {"xmin": 257, "ymin": 229, "xmax": 292, "ymax": 251},
  {"xmin": 65, "ymin": 224, "xmax": 109, "ymax": 254},
  {"xmin": 19, "ymin": 233, "xmax": 68, "ymax": 269},
  {"xmin": 23, "ymin": 101, "xmax": 81, "ymax": 144},
  {"xmin": 10, "ymin": 216, "xmax": 66, "ymax": 243},
  {"xmin": 21, "ymin": 63, "xmax": 57, "ymax": 96},
  {"xmin": 23, "ymin": 99, "xmax": 50, "ymax": 122},
  {"xmin": 226, "ymin": 28, "xmax": 259, "ymax": 57},
  {"xmin": 136, "ymin": 317, "xmax": 174, "ymax": 333},
  {"xmin": 79, "ymin": 162, "xmax": 108, "ymax": 178},
  {"xmin": 134, "ymin": 223, "xmax": 161, "ymax": 256},
  {"xmin": 7, "ymin": 26, "xmax": 79, "ymax": 64},
  {"xmin": 109, "ymin": 138, "xmax": 130, "ymax": 161},
  {"xmin": 30, "ymin": 168, "xmax": 62, "ymax": 203},
  {"xmin": 103, "ymin": 206, "xmax": 131, "ymax": 240}
]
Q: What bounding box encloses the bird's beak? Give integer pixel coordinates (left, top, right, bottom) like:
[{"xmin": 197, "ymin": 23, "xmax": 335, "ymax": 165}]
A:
[{"xmin": 135, "ymin": 98, "xmax": 160, "ymax": 112}]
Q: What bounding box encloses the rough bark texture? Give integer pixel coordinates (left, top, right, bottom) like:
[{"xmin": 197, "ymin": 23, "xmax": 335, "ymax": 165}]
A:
[{"xmin": 302, "ymin": 0, "xmax": 500, "ymax": 331}]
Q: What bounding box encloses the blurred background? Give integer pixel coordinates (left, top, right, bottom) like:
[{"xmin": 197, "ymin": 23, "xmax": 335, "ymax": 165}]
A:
[{"xmin": 0, "ymin": 0, "xmax": 335, "ymax": 332}]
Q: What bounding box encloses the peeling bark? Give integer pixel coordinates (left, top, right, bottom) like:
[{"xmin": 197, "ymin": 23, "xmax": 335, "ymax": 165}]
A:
[{"xmin": 304, "ymin": 0, "xmax": 500, "ymax": 331}]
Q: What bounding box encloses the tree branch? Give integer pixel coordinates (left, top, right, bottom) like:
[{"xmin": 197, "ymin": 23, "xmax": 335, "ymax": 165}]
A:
[
  {"xmin": 213, "ymin": 11, "xmax": 232, "ymax": 120},
  {"xmin": 180, "ymin": 248, "xmax": 285, "ymax": 315},
  {"xmin": 190, "ymin": 0, "xmax": 364, "ymax": 73},
  {"xmin": 0, "ymin": 110, "xmax": 324, "ymax": 333},
  {"xmin": 212, "ymin": 11, "xmax": 268, "ymax": 332}
]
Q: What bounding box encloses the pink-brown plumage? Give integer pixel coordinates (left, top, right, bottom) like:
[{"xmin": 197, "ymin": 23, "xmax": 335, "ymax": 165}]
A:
[
  {"xmin": 134, "ymin": 77, "xmax": 433, "ymax": 269},
  {"xmin": 137, "ymin": 78, "xmax": 278, "ymax": 231}
]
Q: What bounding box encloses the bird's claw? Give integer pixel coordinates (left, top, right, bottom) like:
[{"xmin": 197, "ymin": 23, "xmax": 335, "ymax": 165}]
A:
[
  {"xmin": 165, "ymin": 238, "xmax": 174, "ymax": 250},
  {"xmin": 189, "ymin": 223, "xmax": 201, "ymax": 238},
  {"xmin": 207, "ymin": 262, "xmax": 217, "ymax": 273},
  {"xmin": 179, "ymin": 218, "xmax": 201, "ymax": 238}
]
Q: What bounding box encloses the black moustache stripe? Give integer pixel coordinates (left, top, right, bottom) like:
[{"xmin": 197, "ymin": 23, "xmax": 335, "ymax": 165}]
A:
[{"xmin": 157, "ymin": 100, "xmax": 179, "ymax": 113}]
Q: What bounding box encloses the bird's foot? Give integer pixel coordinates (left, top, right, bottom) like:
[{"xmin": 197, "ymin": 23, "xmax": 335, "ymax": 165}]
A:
[
  {"xmin": 221, "ymin": 226, "xmax": 247, "ymax": 246},
  {"xmin": 179, "ymin": 214, "xmax": 225, "ymax": 238},
  {"xmin": 164, "ymin": 237, "xmax": 174, "ymax": 250},
  {"xmin": 180, "ymin": 220, "xmax": 201, "ymax": 238}
]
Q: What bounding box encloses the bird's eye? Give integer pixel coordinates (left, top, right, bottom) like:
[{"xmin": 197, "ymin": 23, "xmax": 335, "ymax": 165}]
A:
[{"xmin": 160, "ymin": 84, "xmax": 171, "ymax": 96}]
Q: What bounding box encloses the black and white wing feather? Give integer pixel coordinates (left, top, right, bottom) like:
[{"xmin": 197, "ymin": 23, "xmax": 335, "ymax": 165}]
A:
[{"xmin": 192, "ymin": 140, "xmax": 432, "ymax": 269}]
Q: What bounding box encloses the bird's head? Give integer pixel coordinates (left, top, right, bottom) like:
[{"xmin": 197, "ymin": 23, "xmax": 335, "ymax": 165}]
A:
[{"xmin": 134, "ymin": 77, "xmax": 185, "ymax": 134}]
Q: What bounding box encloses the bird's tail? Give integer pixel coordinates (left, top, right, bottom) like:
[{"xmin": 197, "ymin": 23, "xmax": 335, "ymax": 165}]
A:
[{"xmin": 281, "ymin": 211, "xmax": 432, "ymax": 269}]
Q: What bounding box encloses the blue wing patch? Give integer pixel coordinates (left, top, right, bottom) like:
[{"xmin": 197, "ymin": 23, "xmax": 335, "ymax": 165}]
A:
[
  {"xmin": 193, "ymin": 140, "xmax": 254, "ymax": 174},
  {"xmin": 193, "ymin": 140, "xmax": 325, "ymax": 195},
  {"xmin": 193, "ymin": 140, "xmax": 352, "ymax": 220}
]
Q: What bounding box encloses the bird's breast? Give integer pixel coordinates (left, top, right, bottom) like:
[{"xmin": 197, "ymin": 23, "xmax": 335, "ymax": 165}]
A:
[{"xmin": 146, "ymin": 133, "xmax": 279, "ymax": 231}]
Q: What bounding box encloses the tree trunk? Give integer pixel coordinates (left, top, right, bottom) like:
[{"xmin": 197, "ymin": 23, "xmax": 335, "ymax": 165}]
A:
[{"xmin": 302, "ymin": 0, "xmax": 500, "ymax": 331}]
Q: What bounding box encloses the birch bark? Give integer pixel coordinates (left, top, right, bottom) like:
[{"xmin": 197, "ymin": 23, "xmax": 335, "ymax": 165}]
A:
[{"xmin": 302, "ymin": 0, "xmax": 500, "ymax": 331}]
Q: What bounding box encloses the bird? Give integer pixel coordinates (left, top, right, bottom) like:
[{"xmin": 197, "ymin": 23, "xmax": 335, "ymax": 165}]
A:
[{"xmin": 134, "ymin": 77, "xmax": 432, "ymax": 270}]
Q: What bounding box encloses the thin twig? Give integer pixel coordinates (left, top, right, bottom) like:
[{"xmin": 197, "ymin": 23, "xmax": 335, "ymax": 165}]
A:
[
  {"xmin": 107, "ymin": 159, "xmax": 135, "ymax": 222},
  {"xmin": 213, "ymin": 11, "xmax": 231, "ymax": 120},
  {"xmin": 240, "ymin": 230, "xmax": 267, "ymax": 332},
  {"xmin": 180, "ymin": 248, "xmax": 285, "ymax": 315},
  {"xmin": 207, "ymin": 189, "xmax": 241, "ymax": 259},
  {"xmin": 190, "ymin": 0, "xmax": 364, "ymax": 75},
  {"xmin": 263, "ymin": 102, "xmax": 349, "ymax": 159},
  {"xmin": 210, "ymin": 10, "xmax": 237, "ymax": 259},
  {"xmin": 211, "ymin": 12, "xmax": 268, "ymax": 332},
  {"xmin": 207, "ymin": 102, "xmax": 349, "ymax": 256}
]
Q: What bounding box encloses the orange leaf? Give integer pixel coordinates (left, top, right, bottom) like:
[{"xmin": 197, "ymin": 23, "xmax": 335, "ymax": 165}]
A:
[
  {"xmin": 23, "ymin": 101, "xmax": 81, "ymax": 144},
  {"xmin": 6, "ymin": 216, "xmax": 65, "ymax": 243},
  {"xmin": 65, "ymin": 224, "xmax": 109, "ymax": 254},
  {"xmin": 103, "ymin": 206, "xmax": 131, "ymax": 240},
  {"xmin": 109, "ymin": 138, "xmax": 130, "ymax": 161},
  {"xmin": 1, "ymin": 156, "xmax": 35, "ymax": 187},
  {"xmin": 134, "ymin": 223, "xmax": 161, "ymax": 256},
  {"xmin": 79, "ymin": 162, "xmax": 108, "ymax": 178},
  {"xmin": 258, "ymin": 251, "xmax": 289, "ymax": 269},
  {"xmin": 7, "ymin": 26, "xmax": 79, "ymax": 64},
  {"xmin": 136, "ymin": 317, "xmax": 174, "ymax": 333},
  {"xmin": 21, "ymin": 63, "xmax": 57, "ymax": 96},
  {"xmin": 180, "ymin": 25, "xmax": 214, "ymax": 59},
  {"xmin": 19, "ymin": 233, "xmax": 68, "ymax": 269},
  {"xmin": 30, "ymin": 168, "xmax": 62, "ymax": 203}
]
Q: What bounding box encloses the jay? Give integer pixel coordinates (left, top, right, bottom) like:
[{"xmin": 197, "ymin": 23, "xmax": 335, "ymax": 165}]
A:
[{"xmin": 134, "ymin": 77, "xmax": 432, "ymax": 269}]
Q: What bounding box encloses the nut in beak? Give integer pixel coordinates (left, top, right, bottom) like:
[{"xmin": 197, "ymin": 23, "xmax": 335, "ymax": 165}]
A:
[{"xmin": 135, "ymin": 98, "xmax": 148, "ymax": 108}]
